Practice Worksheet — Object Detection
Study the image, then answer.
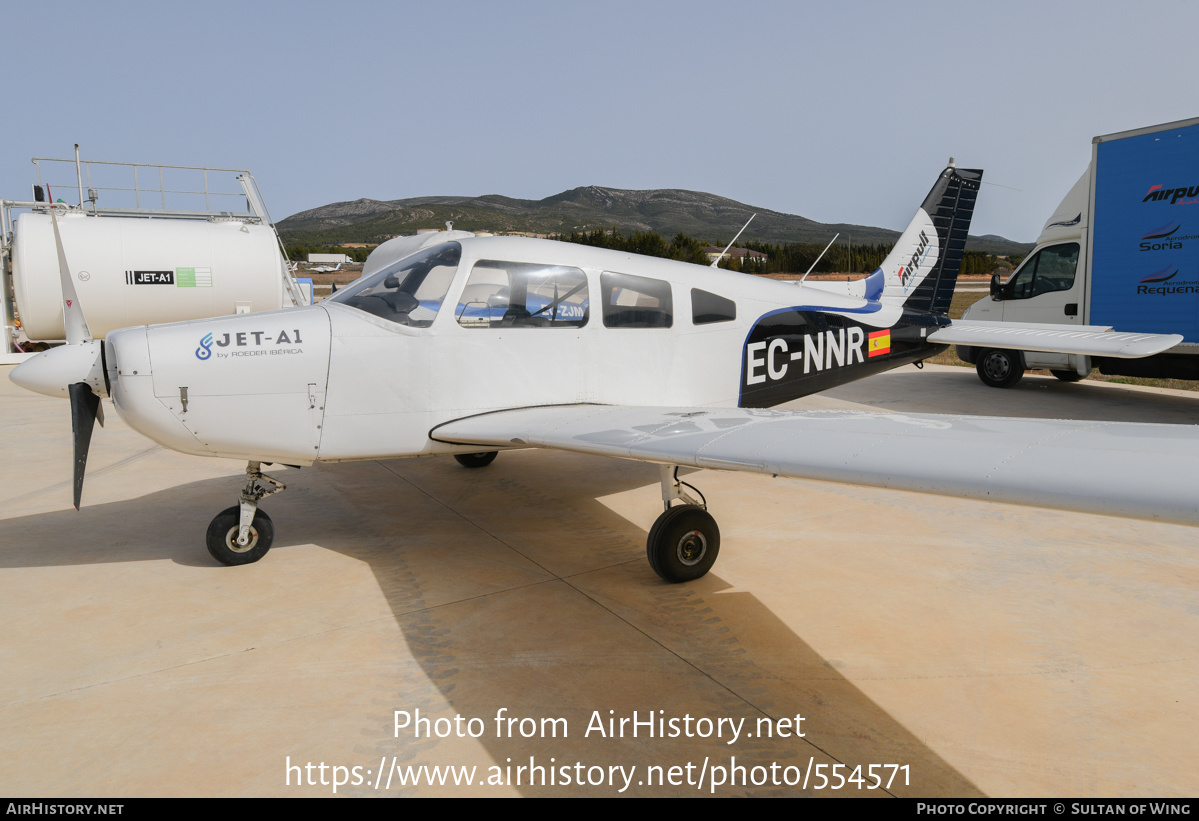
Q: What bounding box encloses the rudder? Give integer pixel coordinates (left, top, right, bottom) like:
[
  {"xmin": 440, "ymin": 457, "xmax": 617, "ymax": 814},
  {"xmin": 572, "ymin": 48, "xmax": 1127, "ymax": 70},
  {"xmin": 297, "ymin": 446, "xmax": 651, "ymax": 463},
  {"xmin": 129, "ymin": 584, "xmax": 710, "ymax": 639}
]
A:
[{"xmin": 878, "ymin": 164, "xmax": 982, "ymax": 315}]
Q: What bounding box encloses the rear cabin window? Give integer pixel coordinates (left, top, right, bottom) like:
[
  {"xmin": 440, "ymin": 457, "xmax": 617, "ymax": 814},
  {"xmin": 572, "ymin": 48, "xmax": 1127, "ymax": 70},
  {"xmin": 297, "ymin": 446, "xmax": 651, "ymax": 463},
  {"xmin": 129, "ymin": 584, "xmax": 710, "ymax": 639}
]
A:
[
  {"xmin": 455, "ymin": 261, "xmax": 589, "ymax": 328},
  {"xmin": 691, "ymin": 288, "xmax": 736, "ymax": 324},
  {"xmin": 601, "ymin": 272, "xmax": 673, "ymax": 328}
]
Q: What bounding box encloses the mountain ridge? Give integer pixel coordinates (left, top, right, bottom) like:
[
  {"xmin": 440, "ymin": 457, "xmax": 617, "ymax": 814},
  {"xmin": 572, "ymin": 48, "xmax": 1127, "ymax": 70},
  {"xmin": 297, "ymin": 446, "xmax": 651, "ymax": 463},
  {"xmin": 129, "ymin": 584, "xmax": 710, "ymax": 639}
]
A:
[{"xmin": 278, "ymin": 185, "xmax": 1032, "ymax": 255}]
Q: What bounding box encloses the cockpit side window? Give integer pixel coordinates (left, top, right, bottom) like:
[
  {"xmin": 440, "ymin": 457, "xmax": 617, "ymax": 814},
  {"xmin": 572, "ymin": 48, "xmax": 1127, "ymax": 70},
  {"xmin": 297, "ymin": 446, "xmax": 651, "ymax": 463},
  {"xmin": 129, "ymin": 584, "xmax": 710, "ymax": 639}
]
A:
[
  {"xmin": 329, "ymin": 242, "xmax": 461, "ymax": 327},
  {"xmin": 456, "ymin": 261, "xmax": 589, "ymax": 328}
]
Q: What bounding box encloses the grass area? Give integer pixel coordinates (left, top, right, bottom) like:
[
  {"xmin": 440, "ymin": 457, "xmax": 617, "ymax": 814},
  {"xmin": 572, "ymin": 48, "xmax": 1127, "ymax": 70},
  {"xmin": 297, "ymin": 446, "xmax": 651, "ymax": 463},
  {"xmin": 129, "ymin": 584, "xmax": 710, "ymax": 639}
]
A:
[
  {"xmin": 926, "ymin": 287, "xmax": 985, "ymax": 368},
  {"xmin": 931, "ymin": 283, "xmax": 1199, "ymax": 392}
]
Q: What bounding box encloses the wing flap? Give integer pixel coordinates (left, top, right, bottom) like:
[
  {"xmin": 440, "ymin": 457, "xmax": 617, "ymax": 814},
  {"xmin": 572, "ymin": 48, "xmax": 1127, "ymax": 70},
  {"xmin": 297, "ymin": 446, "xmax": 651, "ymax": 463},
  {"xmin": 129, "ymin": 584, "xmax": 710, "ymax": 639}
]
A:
[
  {"xmin": 433, "ymin": 405, "xmax": 1199, "ymax": 527},
  {"xmin": 930, "ymin": 320, "xmax": 1182, "ymax": 357}
]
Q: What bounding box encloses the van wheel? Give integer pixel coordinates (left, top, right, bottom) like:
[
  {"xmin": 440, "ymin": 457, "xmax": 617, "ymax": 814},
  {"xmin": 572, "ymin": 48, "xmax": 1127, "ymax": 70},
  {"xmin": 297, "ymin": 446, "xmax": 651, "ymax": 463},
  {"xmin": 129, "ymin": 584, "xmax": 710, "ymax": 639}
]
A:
[
  {"xmin": 1051, "ymin": 369, "xmax": 1086, "ymax": 383},
  {"xmin": 976, "ymin": 348, "xmax": 1024, "ymax": 388}
]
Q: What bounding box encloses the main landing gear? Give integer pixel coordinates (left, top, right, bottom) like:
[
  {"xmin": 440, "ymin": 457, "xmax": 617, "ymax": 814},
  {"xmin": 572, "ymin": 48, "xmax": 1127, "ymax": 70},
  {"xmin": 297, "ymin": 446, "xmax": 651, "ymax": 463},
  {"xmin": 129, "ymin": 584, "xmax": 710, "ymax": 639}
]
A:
[
  {"xmin": 646, "ymin": 466, "xmax": 720, "ymax": 583},
  {"xmin": 206, "ymin": 461, "xmax": 285, "ymax": 566},
  {"xmin": 454, "ymin": 451, "xmax": 498, "ymax": 468}
]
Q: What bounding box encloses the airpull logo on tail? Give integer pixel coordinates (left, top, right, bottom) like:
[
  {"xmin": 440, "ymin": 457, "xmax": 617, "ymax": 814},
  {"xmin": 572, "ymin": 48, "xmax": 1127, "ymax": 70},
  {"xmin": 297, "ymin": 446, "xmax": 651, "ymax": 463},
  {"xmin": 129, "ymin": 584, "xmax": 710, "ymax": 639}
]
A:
[
  {"xmin": 897, "ymin": 230, "xmax": 932, "ymax": 289},
  {"xmin": 877, "ymin": 209, "xmax": 940, "ymax": 301}
]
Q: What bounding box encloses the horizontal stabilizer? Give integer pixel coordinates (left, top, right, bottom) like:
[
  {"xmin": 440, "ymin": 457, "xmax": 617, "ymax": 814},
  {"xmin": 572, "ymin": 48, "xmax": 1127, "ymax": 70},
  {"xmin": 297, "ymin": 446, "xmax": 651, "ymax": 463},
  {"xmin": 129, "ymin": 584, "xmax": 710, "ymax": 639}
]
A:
[
  {"xmin": 930, "ymin": 320, "xmax": 1182, "ymax": 358},
  {"xmin": 433, "ymin": 404, "xmax": 1199, "ymax": 527}
]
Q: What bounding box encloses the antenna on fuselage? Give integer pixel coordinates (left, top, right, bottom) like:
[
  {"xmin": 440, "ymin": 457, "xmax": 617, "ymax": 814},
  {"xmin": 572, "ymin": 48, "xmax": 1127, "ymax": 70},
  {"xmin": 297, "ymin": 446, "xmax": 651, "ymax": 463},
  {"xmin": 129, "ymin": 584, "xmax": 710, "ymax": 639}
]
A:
[
  {"xmin": 710, "ymin": 214, "xmax": 756, "ymax": 269},
  {"xmin": 799, "ymin": 233, "xmax": 840, "ymax": 283}
]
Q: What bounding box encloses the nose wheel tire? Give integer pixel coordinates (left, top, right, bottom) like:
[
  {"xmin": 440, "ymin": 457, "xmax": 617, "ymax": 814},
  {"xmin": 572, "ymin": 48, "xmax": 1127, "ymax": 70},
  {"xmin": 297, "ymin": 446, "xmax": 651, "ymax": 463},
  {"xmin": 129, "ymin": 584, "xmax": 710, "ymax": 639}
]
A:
[
  {"xmin": 206, "ymin": 506, "xmax": 274, "ymax": 566},
  {"xmin": 976, "ymin": 348, "xmax": 1024, "ymax": 389},
  {"xmin": 454, "ymin": 451, "xmax": 498, "ymax": 468},
  {"xmin": 647, "ymin": 505, "xmax": 720, "ymax": 583}
]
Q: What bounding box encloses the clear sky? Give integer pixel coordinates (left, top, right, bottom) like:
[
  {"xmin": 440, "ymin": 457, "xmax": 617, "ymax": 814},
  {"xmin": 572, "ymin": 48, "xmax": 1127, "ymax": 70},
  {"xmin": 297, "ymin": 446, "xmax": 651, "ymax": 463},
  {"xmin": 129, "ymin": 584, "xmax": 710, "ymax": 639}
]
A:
[{"xmin": 4, "ymin": 0, "xmax": 1197, "ymax": 243}]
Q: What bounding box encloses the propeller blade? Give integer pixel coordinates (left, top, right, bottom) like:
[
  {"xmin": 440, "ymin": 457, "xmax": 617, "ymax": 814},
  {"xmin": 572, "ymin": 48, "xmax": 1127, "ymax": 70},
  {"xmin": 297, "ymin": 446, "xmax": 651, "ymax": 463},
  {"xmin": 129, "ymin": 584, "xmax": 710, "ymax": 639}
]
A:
[
  {"xmin": 50, "ymin": 207, "xmax": 92, "ymax": 345},
  {"xmin": 69, "ymin": 382, "xmax": 101, "ymax": 510}
]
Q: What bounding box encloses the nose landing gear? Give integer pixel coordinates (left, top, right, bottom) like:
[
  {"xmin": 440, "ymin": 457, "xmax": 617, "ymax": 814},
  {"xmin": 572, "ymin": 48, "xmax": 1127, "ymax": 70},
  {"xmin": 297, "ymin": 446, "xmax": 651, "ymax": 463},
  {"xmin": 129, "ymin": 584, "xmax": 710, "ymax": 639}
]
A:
[
  {"xmin": 205, "ymin": 461, "xmax": 285, "ymax": 565},
  {"xmin": 646, "ymin": 466, "xmax": 720, "ymax": 583}
]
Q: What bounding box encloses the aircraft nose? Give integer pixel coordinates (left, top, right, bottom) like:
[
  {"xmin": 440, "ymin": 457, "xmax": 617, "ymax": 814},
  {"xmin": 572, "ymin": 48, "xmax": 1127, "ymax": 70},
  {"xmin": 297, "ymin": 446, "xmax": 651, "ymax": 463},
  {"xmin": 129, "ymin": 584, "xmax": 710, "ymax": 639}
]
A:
[{"xmin": 9, "ymin": 340, "xmax": 107, "ymax": 399}]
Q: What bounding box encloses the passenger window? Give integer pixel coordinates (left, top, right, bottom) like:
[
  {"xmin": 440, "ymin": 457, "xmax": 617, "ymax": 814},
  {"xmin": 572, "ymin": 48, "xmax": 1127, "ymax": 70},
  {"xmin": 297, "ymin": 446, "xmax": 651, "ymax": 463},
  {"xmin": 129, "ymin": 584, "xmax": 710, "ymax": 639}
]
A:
[
  {"xmin": 329, "ymin": 242, "xmax": 460, "ymax": 327},
  {"xmin": 456, "ymin": 261, "xmax": 589, "ymax": 328},
  {"xmin": 692, "ymin": 288, "xmax": 736, "ymax": 324},
  {"xmin": 601, "ymin": 272, "xmax": 673, "ymax": 328},
  {"xmin": 1006, "ymin": 243, "xmax": 1079, "ymax": 299}
]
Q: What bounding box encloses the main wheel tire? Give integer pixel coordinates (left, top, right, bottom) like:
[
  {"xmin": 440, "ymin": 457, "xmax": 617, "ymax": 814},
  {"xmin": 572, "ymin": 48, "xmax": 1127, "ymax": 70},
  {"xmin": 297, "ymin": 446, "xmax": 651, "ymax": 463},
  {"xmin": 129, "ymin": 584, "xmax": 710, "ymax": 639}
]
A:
[
  {"xmin": 206, "ymin": 505, "xmax": 274, "ymax": 566},
  {"xmin": 1051, "ymin": 369, "xmax": 1086, "ymax": 383},
  {"xmin": 646, "ymin": 505, "xmax": 720, "ymax": 583},
  {"xmin": 976, "ymin": 348, "xmax": 1024, "ymax": 389},
  {"xmin": 454, "ymin": 451, "xmax": 498, "ymax": 468}
]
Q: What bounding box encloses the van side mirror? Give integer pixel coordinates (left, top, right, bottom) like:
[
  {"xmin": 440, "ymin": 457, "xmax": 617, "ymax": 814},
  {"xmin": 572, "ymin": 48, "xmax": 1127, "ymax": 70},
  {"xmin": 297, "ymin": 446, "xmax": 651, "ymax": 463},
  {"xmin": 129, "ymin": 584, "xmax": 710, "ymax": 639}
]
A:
[{"xmin": 989, "ymin": 273, "xmax": 1003, "ymax": 299}]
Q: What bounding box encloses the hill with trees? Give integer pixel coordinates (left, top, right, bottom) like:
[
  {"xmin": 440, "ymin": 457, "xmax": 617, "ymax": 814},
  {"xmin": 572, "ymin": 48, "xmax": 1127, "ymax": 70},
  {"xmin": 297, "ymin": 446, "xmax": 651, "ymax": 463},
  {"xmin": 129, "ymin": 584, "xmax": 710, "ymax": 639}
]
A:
[{"xmin": 277, "ymin": 186, "xmax": 1032, "ymax": 257}]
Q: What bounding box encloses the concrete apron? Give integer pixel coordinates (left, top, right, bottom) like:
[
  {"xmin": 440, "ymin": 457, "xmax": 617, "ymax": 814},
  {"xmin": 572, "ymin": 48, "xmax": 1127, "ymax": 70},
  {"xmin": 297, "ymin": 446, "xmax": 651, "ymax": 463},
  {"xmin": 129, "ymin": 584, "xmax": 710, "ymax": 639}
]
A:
[{"xmin": 0, "ymin": 364, "xmax": 1196, "ymax": 797}]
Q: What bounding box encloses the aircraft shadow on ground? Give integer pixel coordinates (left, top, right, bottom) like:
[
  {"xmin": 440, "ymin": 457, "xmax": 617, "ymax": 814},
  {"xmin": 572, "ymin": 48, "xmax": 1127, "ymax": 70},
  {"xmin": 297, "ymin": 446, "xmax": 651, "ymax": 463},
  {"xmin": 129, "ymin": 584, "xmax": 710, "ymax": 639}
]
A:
[
  {"xmin": 829, "ymin": 368, "xmax": 1199, "ymax": 423},
  {"xmin": 0, "ymin": 448, "xmax": 981, "ymax": 796}
]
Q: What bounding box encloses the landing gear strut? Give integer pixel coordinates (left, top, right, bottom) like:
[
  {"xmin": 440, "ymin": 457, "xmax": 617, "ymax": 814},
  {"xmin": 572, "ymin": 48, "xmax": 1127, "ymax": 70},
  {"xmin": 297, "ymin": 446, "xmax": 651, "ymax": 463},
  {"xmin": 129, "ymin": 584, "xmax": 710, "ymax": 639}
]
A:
[
  {"xmin": 646, "ymin": 465, "xmax": 720, "ymax": 583},
  {"xmin": 205, "ymin": 461, "xmax": 284, "ymax": 566}
]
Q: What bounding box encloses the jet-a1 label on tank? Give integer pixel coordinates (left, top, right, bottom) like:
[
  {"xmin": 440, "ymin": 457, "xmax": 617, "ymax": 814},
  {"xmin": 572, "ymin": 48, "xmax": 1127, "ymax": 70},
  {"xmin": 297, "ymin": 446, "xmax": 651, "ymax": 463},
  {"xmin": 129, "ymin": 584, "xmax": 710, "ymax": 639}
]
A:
[{"xmin": 126, "ymin": 270, "xmax": 174, "ymax": 285}]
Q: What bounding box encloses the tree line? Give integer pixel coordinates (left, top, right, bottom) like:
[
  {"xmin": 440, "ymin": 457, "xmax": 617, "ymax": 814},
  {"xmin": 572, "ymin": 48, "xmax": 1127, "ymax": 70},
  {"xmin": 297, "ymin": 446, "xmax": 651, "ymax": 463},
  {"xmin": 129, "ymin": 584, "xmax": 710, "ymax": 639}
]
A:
[
  {"xmin": 557, "ymin": 228, "xmax": 1016, "ymax": 276},
  {"xmin": 555, "ymin": 228, "xmax": 712, "ymax": 267},
  {"xmin": 285, "ymin": 231, "xmax": 1021, "ymax": 277}
]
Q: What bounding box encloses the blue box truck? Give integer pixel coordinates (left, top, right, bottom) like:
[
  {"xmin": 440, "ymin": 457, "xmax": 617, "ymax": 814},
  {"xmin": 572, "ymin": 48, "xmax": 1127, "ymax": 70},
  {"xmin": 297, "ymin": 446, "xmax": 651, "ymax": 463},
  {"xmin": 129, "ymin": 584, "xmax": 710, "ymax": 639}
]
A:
[{"xmin": 958, "ymin": 117, "xmax": 1199, "ymax": 387}]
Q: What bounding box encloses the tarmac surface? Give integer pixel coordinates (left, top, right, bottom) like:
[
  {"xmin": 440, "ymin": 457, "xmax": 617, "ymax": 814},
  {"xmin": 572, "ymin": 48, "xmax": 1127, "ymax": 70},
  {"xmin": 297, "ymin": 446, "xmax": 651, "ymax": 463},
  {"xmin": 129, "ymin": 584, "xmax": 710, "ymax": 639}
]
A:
[{"xmin": 2, "ymin": 364, "xmax": 1197, "ymax": 797}]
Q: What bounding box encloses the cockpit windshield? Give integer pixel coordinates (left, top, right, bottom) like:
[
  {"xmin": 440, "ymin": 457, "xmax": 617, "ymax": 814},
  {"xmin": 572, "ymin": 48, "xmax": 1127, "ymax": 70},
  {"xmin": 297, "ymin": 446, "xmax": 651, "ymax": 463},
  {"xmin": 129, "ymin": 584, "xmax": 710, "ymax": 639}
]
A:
[{"xmin": 328, "ymin": 242, "xmax": 461, "ymax": 327}]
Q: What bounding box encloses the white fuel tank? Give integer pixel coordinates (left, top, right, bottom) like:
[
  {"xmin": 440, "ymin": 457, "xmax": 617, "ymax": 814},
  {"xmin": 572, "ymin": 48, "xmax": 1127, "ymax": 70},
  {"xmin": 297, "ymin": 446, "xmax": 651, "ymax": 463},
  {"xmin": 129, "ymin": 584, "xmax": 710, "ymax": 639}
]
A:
[{"xmin": 13, "ymin": 210, "xmax": 289, "ymax": 340}]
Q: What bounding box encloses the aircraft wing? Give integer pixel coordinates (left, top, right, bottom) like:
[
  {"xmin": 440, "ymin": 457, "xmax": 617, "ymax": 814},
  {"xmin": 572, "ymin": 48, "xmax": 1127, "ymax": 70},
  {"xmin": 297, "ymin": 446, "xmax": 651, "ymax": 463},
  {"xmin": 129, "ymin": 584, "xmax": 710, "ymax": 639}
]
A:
[
  {"xmin": 432, "ymin": 404, "xmax": 1199, "ymax": 526},
  {"xmin": 929, "ymin": 320, "xmax": 1182, "ymax": 357}
]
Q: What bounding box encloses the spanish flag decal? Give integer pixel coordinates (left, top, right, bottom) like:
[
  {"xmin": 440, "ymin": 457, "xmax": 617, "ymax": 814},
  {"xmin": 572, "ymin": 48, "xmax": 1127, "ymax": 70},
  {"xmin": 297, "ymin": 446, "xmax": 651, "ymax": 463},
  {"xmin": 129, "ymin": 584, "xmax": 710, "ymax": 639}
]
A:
[{"xmin": 868, "ymin": 330, "xmax": 891, "ymax": 357}]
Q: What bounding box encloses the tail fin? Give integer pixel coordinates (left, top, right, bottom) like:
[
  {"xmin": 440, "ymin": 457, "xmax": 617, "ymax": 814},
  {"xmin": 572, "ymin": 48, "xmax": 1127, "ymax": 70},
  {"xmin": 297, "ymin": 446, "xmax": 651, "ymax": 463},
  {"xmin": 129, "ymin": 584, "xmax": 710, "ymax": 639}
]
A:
[{"xmin": 876, "ymin": 164, "xmax": 982, "ymax": 314}]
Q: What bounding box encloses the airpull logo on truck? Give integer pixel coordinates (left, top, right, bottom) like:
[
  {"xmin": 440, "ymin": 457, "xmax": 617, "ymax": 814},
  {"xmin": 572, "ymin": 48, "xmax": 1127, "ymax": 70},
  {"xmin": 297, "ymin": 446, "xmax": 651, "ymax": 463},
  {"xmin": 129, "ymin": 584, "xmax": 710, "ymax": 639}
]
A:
[{"xmin": 1142, "ymin": 183, "xmax": 1199, "ymax": 204}]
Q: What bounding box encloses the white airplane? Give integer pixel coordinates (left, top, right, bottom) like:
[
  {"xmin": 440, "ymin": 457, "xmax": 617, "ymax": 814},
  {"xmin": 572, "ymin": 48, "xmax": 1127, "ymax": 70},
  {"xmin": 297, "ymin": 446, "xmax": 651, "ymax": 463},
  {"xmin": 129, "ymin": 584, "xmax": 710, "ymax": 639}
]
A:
[{"xmin": 12, "ymin": 164, "xmax": 1199, "ymax": 582}]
